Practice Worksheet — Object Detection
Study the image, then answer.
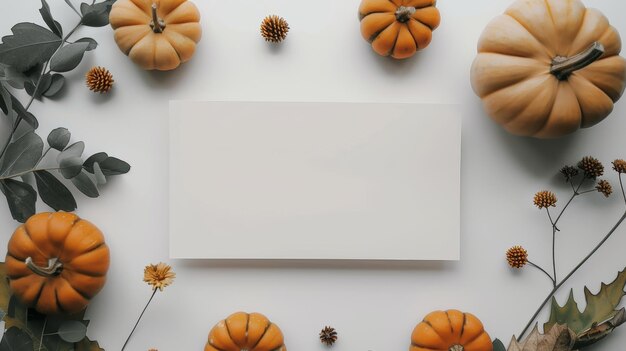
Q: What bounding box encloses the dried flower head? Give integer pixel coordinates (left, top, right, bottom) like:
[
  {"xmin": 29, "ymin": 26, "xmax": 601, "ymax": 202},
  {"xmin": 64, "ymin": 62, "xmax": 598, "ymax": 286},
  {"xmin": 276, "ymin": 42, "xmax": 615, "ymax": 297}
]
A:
[
  {"xmin": 319, "ymin": 326, "xmax": 338, "ymax": 346},
  {"xmin": 578, "ymin": 156, "xmax": 604, "ymax": 179},
  {"xmin": 260, "ymin": 15, "xmax": 289, "ymax": 43},
  {"xmin": 560, "ymin": 166, "xmax": 579, "ymax": 182},
  {"xmin": 144, "ymin": 262, "xmax": 175, "ymax": 291},
  {"xmin": 506, "ymin": 246, "xmax": 528, "ymax": 268},
  {"xmin": 596, "ymin": 180, "xmax": 612, "ymax": 198},
  {"xmin": 613, "ymin": 159, "xmax": 626, "ymax": 174},
  {"xmin": 533, "ymin": 191, "xmax": 557, "ymax": 209},
  {"xmin": 85, "ymin": 66, "xmax": 114, "ymax": 93}
]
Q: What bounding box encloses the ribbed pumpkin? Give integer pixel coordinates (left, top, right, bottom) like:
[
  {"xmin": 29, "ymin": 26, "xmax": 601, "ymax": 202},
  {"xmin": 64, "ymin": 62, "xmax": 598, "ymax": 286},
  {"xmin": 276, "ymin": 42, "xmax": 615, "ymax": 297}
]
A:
[
  {"xmin": 411, "ymin": 310, "xmax": 493, "ymax": 351},
  {"xmin": 358, "ymin": 0, "xmax": 441, "ymax": 59},
  {"xmin": 470, "ymin": 0, "xmax": 626, "ymax": 138},
  {"xmin": 205, "ymin": 312, "xmax": 287, "ymax": 351},
  {"xmin": 109, "ymin": 0, "xmax": 202, "ymax": 71},
  {"xmin": 5, "ymin": 212, "xmax": 110, "ymax": 315}
]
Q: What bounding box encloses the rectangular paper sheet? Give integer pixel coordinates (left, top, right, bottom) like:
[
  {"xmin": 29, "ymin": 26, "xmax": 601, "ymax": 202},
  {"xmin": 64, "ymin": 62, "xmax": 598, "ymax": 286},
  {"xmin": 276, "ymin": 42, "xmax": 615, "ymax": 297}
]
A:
[{"xmin": 169, "ymin": 102, "xmax": 461, "ymax": 260}]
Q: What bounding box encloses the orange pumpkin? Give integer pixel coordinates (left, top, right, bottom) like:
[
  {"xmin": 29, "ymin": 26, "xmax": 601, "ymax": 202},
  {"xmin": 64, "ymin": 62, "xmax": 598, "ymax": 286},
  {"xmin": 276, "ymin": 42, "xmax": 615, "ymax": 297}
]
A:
[
  {"xmin": 358, "ymin": 0, "xmax": 441, "ymax": 59},
  {"xmin": 109, "ymin": 0, "xmax": 202, "ymax": 71},
  {"xmin": 5, "ymin": 212, "xmax": 110, "ymax": 315},
  {"xmin": 205, "ymin": 312, "xmax": 287, "ymax": 351},
  {"xmin": 411, "ymin": 310, "xmax": 493, "ymax": 351}
]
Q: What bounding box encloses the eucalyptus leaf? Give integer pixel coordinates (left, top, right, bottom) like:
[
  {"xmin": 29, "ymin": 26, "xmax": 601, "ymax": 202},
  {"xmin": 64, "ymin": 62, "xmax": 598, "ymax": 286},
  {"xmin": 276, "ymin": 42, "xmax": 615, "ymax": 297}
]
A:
[
  {"xmin": 59, "ymin": 156, "xmax": 83, "ymax": 179},
  {"xmin": 39, "ymin": 0, "xmax": 63, "ymax": 37},
  {"xmin": 83, "ymin": 152, "xmax": 107, "ymax": 172},
  {"xmin": 65, "ymin": 0, "xmax": 80, "ymax": 15},
  {"xmin": 0, "ymin": 179, "xmax": 37, "ymax": 223},
  {"xmin": 75, "ymin": 37, "xmax": 98, "ymax": 51},
  {"xmin": 99, "ymin": 156, "xmax": 131, "ymax": 175},
  {"xmin": 80, "ymin": 1, "xmax": 115, "ymax": 27},
  {"xmin": 0, "ymin": 131, "xmax": 43, "ymax": 177},
  {"xmin": 47, "ymin": 127, "xmax": 71, "ymax": 151},
  {"xmin": 0, "ymin": 82, "xmax": 10, "ymax": 115},
  {"xmin": 493, "ymin": 339, "xmax": 506, "ymax": 351},
  {"xmin": 58, "ymin": 141, "xmax": 84, "ymax": 162},
  {"xmin": 57, "ymin": 321, "xmax": 87, "ymax": 343},
  {"xmin": 93, "ymin": 162, "xmax": 106, "ymax": 185},
  {"xmin": 2, "ymin": 65, "xmax": 28, "ymax": 89},
  {"xmin": 43, "ymin": 73, "xmax": 65, "ymax": 97},
  {"xmin": 34, "ymin": 170, "xmax": 76, "ymax": 211},
  {"xmin": 0, "ymin": 327, "xmax": 34, "ymax": 351},
  {"xmin": 71, "ymin": 170, "xmax": 98, "ymax": 198},
  {"xmin": 10, "ymin": 94, "xmax": 39, "ymax": 129},
  {"xmin": 50, "ymin": 42, "xmax": 90, "ymax": 72},
  {"xmin": 24, "ymin": 72, "xmax": 52, "ymax": 99},
  {"xmin": 0, "ymin": 23, "xmax": 61, "ymax": 72}
]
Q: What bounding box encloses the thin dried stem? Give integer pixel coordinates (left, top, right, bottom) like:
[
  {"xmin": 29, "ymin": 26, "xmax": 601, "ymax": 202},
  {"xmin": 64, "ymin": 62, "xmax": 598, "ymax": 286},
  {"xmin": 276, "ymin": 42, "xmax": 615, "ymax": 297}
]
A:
[{"xmin": 528, "ymin": 261, "xmax": 555, "ymax": 285}]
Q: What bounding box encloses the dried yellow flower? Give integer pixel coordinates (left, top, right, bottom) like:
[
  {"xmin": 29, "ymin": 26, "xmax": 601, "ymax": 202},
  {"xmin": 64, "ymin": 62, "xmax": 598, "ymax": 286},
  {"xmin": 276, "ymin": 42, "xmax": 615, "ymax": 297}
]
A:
[
  {"xmin": 578, "ymin": 156, "xmax": 604, "ymax": 179},
  {"xmin": 144, "ymin": 262, "xmax": 175, "ymax": 291},
  {"xmin": 596, "ymin": 180, "xmax": 612, "ymax": 198},
  {"xmin": 85, "ymin": 66, "xmax": 114, "ymax": 93},
  {"xmin": 613, "ymin": 159, "xmax": 626, "ymax": 174},
  {"xmin": 533, "ymin": 191, "xmax": 557, "ymax": 209},
  {"xmin": 506, "ymin": 246, "xmax": 528, "ymax": 268},
  {"xmin": 260, "ymin": 15, "xmax": 289, "ymax": 43}
]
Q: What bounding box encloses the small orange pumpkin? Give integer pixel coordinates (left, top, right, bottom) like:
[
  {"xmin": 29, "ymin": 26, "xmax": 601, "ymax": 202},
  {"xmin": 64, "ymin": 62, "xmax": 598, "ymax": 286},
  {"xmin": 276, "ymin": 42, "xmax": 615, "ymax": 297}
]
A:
[
  {"xmin": 205, "ymin": 312, "xmax": 287, "ymax": 351},
  {"xmin": 109, "ymin": 0, "xmax": 202, "ymax": 70},
  {"xmin": 358, "ymin": 0, "xmax": 441, "ymax": 59},
  {"xmin": 5, "ymin": 212, "xmax": 110, "ymax": 315},
  {"xmin": 411, "ymin": 310, "xmax": 493, "ymax": 351}
]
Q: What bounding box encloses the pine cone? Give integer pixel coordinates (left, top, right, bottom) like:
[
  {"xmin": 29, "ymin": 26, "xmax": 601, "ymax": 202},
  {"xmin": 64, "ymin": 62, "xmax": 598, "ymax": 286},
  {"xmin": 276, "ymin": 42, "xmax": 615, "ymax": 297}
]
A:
[
  {"xmin": 260, "ymin": 15, "xmax": 289, "ymax": 43},
  {"xmin": 613, "ymin": 159, "xmax": 626, "ymax": 174},
  {"xmin": 86, "ymin": 66, "xmax": 114, "ymax": 93},
  {"xmin": 533, "ymin": 191, "xmax": 557, "ymax": 209},
  {"xmin": 596, "ymin": 180, "xmax": 612, "ymax": 197},
  {"xmin": 578, "ymin": 156, "xmax": 604, "ymax": 179},
  {"xmin": 319, "ymin": 326, "xmax": 338, "ymax": 346},
  {"xmin": 506, "ymin": 246, "xmax": 528, "ymax": 269}
]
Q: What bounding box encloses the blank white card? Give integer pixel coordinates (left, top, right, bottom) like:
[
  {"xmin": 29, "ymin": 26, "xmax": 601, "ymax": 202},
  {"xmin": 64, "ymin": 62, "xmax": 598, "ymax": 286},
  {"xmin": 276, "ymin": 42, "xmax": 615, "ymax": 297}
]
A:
[{"xmin": 169, "ymin": 102, "xmax": 461, "ymax": 260}]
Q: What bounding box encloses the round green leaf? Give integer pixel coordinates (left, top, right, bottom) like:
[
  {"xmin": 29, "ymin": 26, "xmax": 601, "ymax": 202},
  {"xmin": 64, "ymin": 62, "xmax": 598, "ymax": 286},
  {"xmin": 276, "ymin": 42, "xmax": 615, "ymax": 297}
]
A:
[
  {"xmin": 50, "ymin": 42, "xmax": 90, "ymax": 72},
  {"xmin": 43, "ymin": 73, "xmax": 65, "ymax": 97},
  {"xmin": 57, "ymin": 320, "xmax": 87, "ymax": 343},
  {"xmin": 47, "ymin": 127, "xmax": 70, "ymax": 151}
]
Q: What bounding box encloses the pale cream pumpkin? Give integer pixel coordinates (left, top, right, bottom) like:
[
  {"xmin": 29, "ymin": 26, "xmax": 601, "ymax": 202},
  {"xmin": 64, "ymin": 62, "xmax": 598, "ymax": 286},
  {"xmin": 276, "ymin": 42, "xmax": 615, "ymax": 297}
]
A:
[
  {"xmin": 109, "ymin": 0, "xmax": 202, "ymax": 71},
  {"xmin": 470, "ymin": 0, "xmax": 626, "ymax": 138}
]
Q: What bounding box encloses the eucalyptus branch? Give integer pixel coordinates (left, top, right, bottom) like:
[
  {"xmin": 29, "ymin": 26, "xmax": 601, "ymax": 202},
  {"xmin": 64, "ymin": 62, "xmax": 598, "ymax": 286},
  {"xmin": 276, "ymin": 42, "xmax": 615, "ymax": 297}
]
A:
[
  {"xmin": 0, "ymin": 17, "xmax": 83, "ymax": 160},
  {"xmin": 517, "ymin": 178, "xmax": 626, "ymax": 341},
  {"xmin": 0, "ymin": 167, "xmax": 62, "ymax": 180}
]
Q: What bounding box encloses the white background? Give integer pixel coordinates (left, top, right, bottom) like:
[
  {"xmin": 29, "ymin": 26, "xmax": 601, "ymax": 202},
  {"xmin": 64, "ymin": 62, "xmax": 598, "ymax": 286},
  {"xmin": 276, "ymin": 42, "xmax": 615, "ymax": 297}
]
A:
[{"xmin": 1, "ymin": 0, "xmax": 626, "ymax": 350}]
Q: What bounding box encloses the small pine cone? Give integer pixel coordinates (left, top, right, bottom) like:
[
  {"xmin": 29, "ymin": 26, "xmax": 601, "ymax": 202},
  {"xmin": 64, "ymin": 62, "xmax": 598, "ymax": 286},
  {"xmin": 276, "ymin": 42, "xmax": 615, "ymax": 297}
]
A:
[
  {"xmin": 596, "ymin": 180, "xmax": 612, "ymax": 198},
  {"xmin": 533, "ymin": 191, "xmax": 557, "ymax": 209},
  {"xmin": 86, "ymin": 66, "xmax": 114, "ymax": 93},
  {"xmin": 613, "ymin": 159, "xmax": 626, "ymax": 174},
  {"xmin": 506, "ymin": 246, "xmax": 528, "ymax": 269},
  {"xmin": 578, "ymin": 156, "xmax": 604, "ymax": 179},
  {"xmin": 260, "ymin": 15, "xmax": 289, "ymax": 43},
  {"xmin": 319, "ymin": 326, "xmax": 338, "ymax": 346},
  {"xmin": 559, "ymin": 166, "xmax": 579, "ymax": 182}
]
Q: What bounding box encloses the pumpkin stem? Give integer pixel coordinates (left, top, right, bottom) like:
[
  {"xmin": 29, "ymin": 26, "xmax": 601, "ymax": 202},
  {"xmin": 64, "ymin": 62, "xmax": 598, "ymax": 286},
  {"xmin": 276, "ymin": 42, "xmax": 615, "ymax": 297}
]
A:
[
  {"xmin": 550, "ymin": 42, "xmax": 604, "ymax": 81},
  {"xmin": 395, "ymin": 6, "xmax": 416, "ymax": 23},
  {"xmin": 449, "ymin": 345, "xmax": 464, "ymax": 351},
  {"xmin": 150, "ymin": 3, "xmax": 166, "ymax": 33},
  {"xmin": 25, "ymin": 257, "xmax": 63, "ymax": 277}
]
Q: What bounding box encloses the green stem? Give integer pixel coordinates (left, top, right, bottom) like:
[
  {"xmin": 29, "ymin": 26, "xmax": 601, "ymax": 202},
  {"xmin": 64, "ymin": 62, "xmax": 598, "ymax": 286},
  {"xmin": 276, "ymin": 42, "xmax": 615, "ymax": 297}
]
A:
[
  {"xmin": 121, "ymin": 289, "xmax": 158, "ymax": 351},
  {"xmin": 620, "ymin": 175, "xmax": 625, "ymax": 205}
]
